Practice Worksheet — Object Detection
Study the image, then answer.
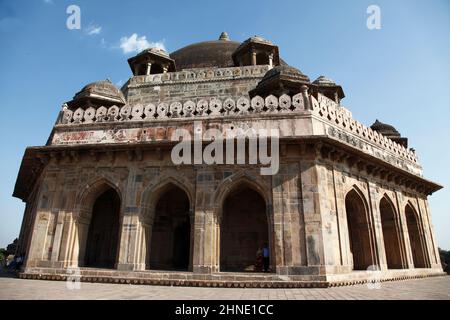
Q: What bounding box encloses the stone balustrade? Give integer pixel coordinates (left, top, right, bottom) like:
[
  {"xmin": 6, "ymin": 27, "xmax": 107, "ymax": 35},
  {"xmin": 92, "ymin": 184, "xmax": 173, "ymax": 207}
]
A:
[
  {"xmin": 128, "ymin": 65, "xmax": 271, "ymax": 86},
  {"xmin": 58, "ymin": 93, "xmax": 418, "ymax": 164}
]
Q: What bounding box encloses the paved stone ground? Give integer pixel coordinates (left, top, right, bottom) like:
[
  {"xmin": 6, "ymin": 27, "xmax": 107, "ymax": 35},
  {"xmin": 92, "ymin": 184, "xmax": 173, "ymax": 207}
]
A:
[{"xmin": 1, "ymin": 274, "xmax": 449, "ymax": 300}]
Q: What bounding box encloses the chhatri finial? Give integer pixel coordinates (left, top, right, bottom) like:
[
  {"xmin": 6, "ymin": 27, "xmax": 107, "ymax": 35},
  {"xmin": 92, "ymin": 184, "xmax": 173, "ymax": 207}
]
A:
[{"xmin": 219, "ymin": 31, "xmax": 230, "ymax": 41}]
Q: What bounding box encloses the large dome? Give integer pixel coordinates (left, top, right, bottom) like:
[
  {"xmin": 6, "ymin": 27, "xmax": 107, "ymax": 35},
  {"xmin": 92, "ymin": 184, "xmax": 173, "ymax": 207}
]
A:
[
  {"xmin": 170, "ymin": 33, "xmax": 288, "ymax": 70},
  {"xmin": 171, "ymin": 40, "xmax": 241, "ymax": 70}
]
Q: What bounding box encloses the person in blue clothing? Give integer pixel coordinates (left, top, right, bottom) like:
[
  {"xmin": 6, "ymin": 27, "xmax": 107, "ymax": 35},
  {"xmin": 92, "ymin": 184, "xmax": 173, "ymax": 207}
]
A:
[{"xmin": 262, "ymin": 242, "xmax": 270, "ymax": 272}]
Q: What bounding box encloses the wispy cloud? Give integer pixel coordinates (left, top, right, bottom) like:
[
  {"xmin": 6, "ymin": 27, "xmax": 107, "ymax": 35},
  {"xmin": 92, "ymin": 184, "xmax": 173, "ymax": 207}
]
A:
[
  {"xmin": 119, "ymin": 33, "xmax": 165, "ymax": 54},
  {"xmin": 43, "ymin": 0, "xmax": 53, "ymax": 4},
  {"xmin": 85, "ymin": 24, "xmax": 102, "ymax": 36}
]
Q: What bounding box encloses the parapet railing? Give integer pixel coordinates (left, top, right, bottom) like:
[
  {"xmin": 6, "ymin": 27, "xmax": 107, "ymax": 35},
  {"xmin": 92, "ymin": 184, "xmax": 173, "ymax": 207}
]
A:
[
  {"xmin": 57, "ymin": 93, "xmax": 418, "ymax": 164},
  {"xmin": 128, "ymin": 65, "xmax": 271, "ymax": 86}
]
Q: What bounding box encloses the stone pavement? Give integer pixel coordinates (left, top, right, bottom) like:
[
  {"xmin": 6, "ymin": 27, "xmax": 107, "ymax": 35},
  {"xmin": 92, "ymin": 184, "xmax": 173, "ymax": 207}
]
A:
[{"xmin": 0, "ymin": 275, "xmax": 449, "ymax": 300}]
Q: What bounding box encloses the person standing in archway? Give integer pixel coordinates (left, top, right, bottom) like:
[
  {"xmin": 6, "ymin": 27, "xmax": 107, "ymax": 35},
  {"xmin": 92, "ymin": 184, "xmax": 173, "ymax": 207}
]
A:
[
  {"xmin": 263, "ymin": 243, "xmax": 270, "ymax": 272},
  {"xmin": 255, "ymin": 247, "xmax": 263, "ymax": 272}
]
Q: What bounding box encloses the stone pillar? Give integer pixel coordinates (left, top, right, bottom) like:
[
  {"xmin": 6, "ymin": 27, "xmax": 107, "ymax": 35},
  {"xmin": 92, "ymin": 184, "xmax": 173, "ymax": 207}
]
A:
[
  {"xmin": 298, "ymin": 158, "xmax": 326, "ymax": 274},
  {"xmin": 49, "ymin": 210, "xmax": 66, "ymax": 266},
  {"xmin": 396, "ymin": 191, "xmax": 415, "ymax": 268},
  {"xmin": 25, "ymin": 210, "xmax": 50, "ymax": 268},
  {"xmin": 413, "ymin": 198, "xmax": 432, "ymax": 268},
  {"xmin": 332, "ymin": 168, "xmax": 352, "ymax": 270},
  {"xmin": 272, "ymin": 163, "xmax": 305, "ymax": 274},
  {"xmin": 146, "ymin": 62, "xmax": 152, "ymax": 75},
  {"xmin": 188, "ymin": 211, "xmax": 195, "ymax": 271},
  {"xmin": 251, "ymin": 49, "xmax": 257, "ymax": 66},
  {"xmin": 192, "ymin": 168, "xmax": 216, "ymax": 273},
  {"xmin": 268, "ymin": 53, "xmax": 274, "ymax": 69},
  {"xmin": 422, "ymin": 198, "xmax": 442, "ymax": 269},
  {"xmin": 367, "ymin": 181, "xmax": 385, "ymax": 270},
  {"xmin": 57, "ymin": 212, "xmax": 78, "ymax": 268},
  {"xmin": 117, "ymin": 169, "xmax": 145, "ymax": 271},
  {"xmin": 316, "ymin": 163, "xmax": 348, "ymax": 274},
  {"xmin": 117, "ymin": 207, "xmax": 145, "ymax": 271},
  {"xmin": 301, "ymin": 85, "xmax": 311, "ymax": 110}
]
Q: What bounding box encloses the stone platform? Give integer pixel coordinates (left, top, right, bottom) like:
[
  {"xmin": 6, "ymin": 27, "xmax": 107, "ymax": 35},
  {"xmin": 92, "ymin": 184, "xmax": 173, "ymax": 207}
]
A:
[{"xmin": 19, "ymin": 267, "xmax": 445, "ymax": 288}]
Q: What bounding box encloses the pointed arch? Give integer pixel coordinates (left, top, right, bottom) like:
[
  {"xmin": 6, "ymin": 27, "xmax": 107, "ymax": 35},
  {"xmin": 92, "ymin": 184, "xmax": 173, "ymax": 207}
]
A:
[
  {"xmin": 77, "ymin": 177, "xmax": 123, "ymax": 220},
  {"xmin": 379, "ymin": 194, "xmax": 404, "ymax": 269},
  {"xmin": 141, "ymin": 175, "xmax": 195, "ymax": 223},
  {"xmin": 75, "ymin": 177, "xmax": 122, "ymax": 269},
  {"xmin": 214, "ymin": 172, "xmax": 272, "ymax": 221},
  {"xmin": 141, "ymin": 174, "xmax": 194, "ymax": 271},
  {"xmin": 214, "ymin": 172, "xmax": 274, "ymax": 273},
  {"xmin": 344, "ymin": 186, "xmax": 376, "ymax": 270},
  {"xmin": 405, "ymin": 202, "xmax": 428, "ymax": 268}
]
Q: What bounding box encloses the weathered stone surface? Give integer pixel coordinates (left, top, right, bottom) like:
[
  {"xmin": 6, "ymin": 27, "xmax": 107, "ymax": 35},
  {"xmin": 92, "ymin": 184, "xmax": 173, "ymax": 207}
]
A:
[{"xmin": 12, "ymin": 33, "xmax": 443, "ymax": 287}]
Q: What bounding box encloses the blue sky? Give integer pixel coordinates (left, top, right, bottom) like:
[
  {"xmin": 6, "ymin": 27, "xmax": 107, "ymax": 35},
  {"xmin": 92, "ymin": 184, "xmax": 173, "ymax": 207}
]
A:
[{"xmin": 0, "ymin": 0, "xmax": 449, "ymax": 249}]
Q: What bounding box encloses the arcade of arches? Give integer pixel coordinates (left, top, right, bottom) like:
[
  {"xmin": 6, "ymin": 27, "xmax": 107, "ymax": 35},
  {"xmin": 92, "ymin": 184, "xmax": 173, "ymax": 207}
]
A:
[{"xmin": 76, "ymin": 180, "xmax": 435, "ymax": 274}]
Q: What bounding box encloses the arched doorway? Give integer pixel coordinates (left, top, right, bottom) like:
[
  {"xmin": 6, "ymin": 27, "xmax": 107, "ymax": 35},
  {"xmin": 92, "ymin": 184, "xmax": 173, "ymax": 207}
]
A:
[
  {"xmin": 405, "ymin": 204, "xmax": 427, "ymax": 268},
  {"xmin": 380, "ymin": 197, "xmax": 403, "ymax": 269},
  {"xmin": 220, "ymin": 185, "xmax": 270, "ymax": 272},
  {"xmin": 84, "ymin": 188, "xmax": 121, "ymax": 268},
  {"xmin": 345, "ymin": 189, "xmax": 374, "ymax": 270},
  {"xmin": 148, "ymin": 184, "xmax": 191, "ymax": 271}
]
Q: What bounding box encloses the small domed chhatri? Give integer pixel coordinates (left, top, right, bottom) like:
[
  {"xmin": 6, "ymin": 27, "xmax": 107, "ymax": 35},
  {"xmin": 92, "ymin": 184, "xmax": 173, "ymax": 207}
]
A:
[
  {"xmin": 13, "ymin": 32, "xmax": 443, "ymax": 288},
  {"xmin": 68, "ymin": 79, "xmax": 126, "ymax": 108},
  {"xmin": 371, "ymin": 119, "xmax": 408, "ymax": 148}
]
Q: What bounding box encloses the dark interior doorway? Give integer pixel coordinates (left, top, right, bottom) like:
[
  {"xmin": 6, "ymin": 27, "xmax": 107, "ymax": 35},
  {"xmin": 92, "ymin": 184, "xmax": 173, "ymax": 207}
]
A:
[
  {"xmin": 380, "ymin": 197, "xmax": 404, "ymax": 269},
  {"xmin": 148, "ymin": 185, "xmax": 191, "ymax": 271},
  {"xmin": 85, "ymin": 188, "xmax": 121, "ymax": 269},
  {"xmin": 220, "ymin": 186, "xmax": 269, "ymax": 272},
  {"xmin": 345, "ymin": 189, "xmax": 373, "ymax": 270},
  {"xmin": 405, "ymin": 204, "xmax": 427, "ymax": 268}
]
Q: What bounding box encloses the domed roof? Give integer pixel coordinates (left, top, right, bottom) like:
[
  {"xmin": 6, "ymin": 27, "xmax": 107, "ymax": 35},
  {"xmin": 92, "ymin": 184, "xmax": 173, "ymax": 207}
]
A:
[
  {"xmin": 171, "ymin": 39, "xmax": 241, "ymax": 69},
  {"xmin": 370, "ymin": 119, "xmax": 401, "ymax": 137},
  {"xmin": 170, "ymin": 33, "xmax": 288, "ymax": 70},
  {"xmin": 250, "ymin": 65, "xmax": 310, "ymax": 97},
  {"xmin": 71, "ymin": 79, "xmax": 126, "ymax": 106},
  {"xmin": 135, "ymin": 47, "xmax": 170, "ymax": 59},
  {"xmin": 261, "ymin": 65, "xmax": 310, "ymax": 83},
  {"xmin": 313, "ymin": 75, "xmax": 337, "ymax": 86},
  {"xmin": 312, "ymin": 75, "xmax": 345, "ymax": 100}
]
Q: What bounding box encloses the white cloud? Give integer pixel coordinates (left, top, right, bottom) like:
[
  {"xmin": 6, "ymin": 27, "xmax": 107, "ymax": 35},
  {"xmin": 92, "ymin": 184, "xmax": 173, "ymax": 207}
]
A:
[
  {"xmin": 85, "ymin": 24, "xmax": 102, "ymax": 35},
  {"xmin": 119, "ymin": 33, "xmax": 165, "ymax": 54},
  {"xmin": 43, "ymin": 0, "xmax": 53, "ymax": 4}
]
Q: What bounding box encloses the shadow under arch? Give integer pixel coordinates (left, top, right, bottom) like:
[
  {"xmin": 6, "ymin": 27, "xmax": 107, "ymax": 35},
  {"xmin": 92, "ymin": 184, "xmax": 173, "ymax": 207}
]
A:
[
  {"xmin": 76, "ymin": 177, "xmax": 123, "ymax": 269},
  {"xmin": 379, "ymin": 194, "xmax": 405, "ymax": 269},
  {"xmin": 344, "ymin": 186, "xmax": 377, "ymax": 270},
  {"xmin": 405, "ymin": 202, "xmax": 429, "ymax": 268},
  {"xmin": 141, "ymin": 176, "xmax": 194, "ymax": 271},
  {"xmin": 214, "ymin": 174, "xmax": 274, "ymax": 273}
]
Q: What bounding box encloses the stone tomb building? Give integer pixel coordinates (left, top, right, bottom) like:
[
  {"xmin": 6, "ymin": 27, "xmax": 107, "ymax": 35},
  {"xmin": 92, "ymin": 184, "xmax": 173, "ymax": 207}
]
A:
[{"xmin": 13, "ymin": 33, "xmax": 444, "ymax": 287}]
